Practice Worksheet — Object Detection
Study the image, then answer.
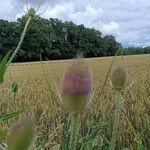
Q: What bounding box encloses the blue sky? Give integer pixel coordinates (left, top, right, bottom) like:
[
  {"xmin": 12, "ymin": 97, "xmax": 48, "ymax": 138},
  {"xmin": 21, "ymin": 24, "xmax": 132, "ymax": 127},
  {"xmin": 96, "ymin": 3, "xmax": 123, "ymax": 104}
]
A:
[{"xmin": 0, "ymin": 0, "xmax": 150, "ymax": 47}]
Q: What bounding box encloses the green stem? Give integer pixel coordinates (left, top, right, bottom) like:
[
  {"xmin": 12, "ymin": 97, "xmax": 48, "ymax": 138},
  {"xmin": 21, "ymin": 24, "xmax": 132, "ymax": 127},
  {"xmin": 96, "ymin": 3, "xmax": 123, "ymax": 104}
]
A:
[
  {"xmin": 7, "ymin": 16, "xmax": 32, "ymax": 67},
  {"xmin": 109, "ymin": 91, "xmax": 122, "ymax": 150},
  {"xmin": 69, "ymin": 112, "xmax": 80, "ymax": 150}
]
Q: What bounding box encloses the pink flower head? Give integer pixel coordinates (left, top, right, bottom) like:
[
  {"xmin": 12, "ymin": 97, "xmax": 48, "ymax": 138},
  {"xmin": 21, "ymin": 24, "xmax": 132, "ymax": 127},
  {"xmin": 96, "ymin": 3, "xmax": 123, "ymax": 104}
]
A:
[
  {"xmin": 61, "ymin": 59, "xmax": 92, "ymax": 112},
  {"xmin": 62, "ymin": 59, "xmax": 92, "ymax": 94}
]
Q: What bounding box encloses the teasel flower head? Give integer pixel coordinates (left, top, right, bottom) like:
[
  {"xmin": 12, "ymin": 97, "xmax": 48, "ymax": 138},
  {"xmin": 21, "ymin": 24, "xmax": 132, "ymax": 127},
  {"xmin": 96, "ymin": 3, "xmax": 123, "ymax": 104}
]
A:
[
  {"xmin": 111, "ymin": 65, "xmax": 129, "ymax": 91},
  {"xmin": 61, "ymin": 59, "xmax": 93, "ymax": 112},
  {"xmin": 7, "ymin": 116, "xmax": 34, "ymax": 150}
]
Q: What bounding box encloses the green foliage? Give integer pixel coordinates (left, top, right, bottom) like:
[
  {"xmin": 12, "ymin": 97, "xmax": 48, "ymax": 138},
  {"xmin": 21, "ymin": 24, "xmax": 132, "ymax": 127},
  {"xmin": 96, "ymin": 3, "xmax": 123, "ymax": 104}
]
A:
[
  {"xmin": 0, "ymin": 111, "xmax": 21, "ymax": 122},
  {"xmin": 0, "ymin": 16, "xmax": 149, "ymax": 62},
  {"xmin": 123, "ymin": 46, "xmax": 150, "ymax": 55},
  {"xmin": 0, "ymin": 17, "xmax": 122, "ymax": 62}
]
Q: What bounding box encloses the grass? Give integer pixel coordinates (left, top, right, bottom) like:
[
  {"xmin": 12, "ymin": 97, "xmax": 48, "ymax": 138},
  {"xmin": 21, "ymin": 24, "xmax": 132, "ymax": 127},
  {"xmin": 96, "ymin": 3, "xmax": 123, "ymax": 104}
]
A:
[{"xmin": 0, "ymin": 54, "xmax": 150, "ymax": 149}]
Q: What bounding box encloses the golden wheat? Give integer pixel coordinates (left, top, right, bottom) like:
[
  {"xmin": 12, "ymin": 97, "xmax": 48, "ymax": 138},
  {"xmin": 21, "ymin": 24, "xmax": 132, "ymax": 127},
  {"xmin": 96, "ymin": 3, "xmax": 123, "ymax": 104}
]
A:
[{"xmin": 1, "ymin": 54, "xmax": 150, "ymax": 149}]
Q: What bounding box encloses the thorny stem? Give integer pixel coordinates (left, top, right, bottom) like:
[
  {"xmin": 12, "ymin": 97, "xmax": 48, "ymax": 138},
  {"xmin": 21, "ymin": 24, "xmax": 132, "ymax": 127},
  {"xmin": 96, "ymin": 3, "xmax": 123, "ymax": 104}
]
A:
[
  {"xmin": 109, "ymin": 91, "xmax": 122, "ymax": 150},
  {"xmin": 69, "ymin": 112, "xmax": 80, "ymax": 150},
  {"xmin": 7, "ymin": 16, "xmax": 32, "ymax": 67}
]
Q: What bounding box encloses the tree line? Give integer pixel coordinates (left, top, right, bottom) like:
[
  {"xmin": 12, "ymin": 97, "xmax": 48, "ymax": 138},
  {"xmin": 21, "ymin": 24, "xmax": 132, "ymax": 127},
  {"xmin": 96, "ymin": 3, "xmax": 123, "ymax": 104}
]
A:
[{"xmin": 0, "ymin": 16, "xmax": 149, "ymax": 62}]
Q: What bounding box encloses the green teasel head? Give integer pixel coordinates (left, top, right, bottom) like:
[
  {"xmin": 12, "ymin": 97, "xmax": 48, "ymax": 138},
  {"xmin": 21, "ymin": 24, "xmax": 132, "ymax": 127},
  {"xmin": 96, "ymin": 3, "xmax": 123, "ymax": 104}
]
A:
[
  {"xmin": 7, "ymin": 116, "xmax": 34, "ymax": 150},
  {"xmin": 111, "ymin": 65, "xmax": 128, "ymax": 91},
  {"xmin": 27, "ymin": 8, "xmax": 36, "ymax": 18},
  {"xmin": 61, "ymin": 59, "xmax": 93, "ymax": 112}
]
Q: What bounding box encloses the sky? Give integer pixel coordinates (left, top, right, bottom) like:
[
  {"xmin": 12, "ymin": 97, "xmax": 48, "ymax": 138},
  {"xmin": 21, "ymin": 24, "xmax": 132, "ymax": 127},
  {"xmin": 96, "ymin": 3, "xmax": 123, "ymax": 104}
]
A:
[{"xmin": 0, "ymin": 0, "xmax": 150, "ymax": 47}]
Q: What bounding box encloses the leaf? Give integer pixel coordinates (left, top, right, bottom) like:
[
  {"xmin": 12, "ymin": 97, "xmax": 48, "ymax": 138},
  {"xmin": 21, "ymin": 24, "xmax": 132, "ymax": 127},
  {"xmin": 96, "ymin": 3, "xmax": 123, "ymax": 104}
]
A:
[
  {"xmin": 79, "ymin": 135, "xmax": 93, "ymax": 144},
  {"xmin": 11, "ymin": 81, "xmax": 19, "ymax": 93},
  {"xmin": 0, "ymin": 111, "xmax": 21, "ymax": 122},
  {"xmin": 0, "ymin": 52, "xmax": 11, "ymax": 84}
]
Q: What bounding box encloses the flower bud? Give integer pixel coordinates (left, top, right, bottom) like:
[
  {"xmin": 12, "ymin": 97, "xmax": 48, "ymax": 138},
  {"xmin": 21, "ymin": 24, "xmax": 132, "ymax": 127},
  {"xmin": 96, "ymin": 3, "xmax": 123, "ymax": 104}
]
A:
[
  {"xmin": 7, "ymin": 116, "xmax": 34, "ymax": 150},
  {"xmin": 111, "ymin": 65, "xmax": 127, "ymax": 91},
  {"xmin": 61, "ymin": 59, "xmax": 92, "ymax": 112}
]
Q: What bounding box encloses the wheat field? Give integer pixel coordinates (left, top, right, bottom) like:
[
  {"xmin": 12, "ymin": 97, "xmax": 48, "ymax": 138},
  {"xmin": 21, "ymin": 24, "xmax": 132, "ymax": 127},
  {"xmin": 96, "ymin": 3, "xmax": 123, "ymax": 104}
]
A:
[{"xmin": 0, "ymin": 54, "xmax": 150, "ymax": 149}]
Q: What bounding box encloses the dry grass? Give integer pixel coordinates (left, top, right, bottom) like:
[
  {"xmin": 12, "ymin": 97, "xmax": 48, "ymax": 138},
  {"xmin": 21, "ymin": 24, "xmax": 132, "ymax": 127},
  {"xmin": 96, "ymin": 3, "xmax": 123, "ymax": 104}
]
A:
[{"xmin": 1, "ymin": 54, "xmax": 150, "ymax": 149}]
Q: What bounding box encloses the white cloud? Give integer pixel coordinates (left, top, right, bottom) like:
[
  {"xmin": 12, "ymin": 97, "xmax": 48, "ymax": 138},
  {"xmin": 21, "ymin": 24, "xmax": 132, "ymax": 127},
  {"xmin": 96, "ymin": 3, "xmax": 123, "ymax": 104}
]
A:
[
  {"xmin": 43, "ymin": 2, "xmax": 104, "ymax": 30},
  {"xmin": 69, "ymin": 4, "xmax": 104, "ymax": 27},
  {"xmin": 101, "ymin": 22, "xmax": 120, "ymax": 35},
  {"xmin": 43, "ymin": 2, "xmax": 74, "ymax": 19},
  {"xmin": 0, "ymin": 0, "xmax": 17, "ymax": 21},
  {"xmin": 0, "ymin": 0, "xmax": 150, "ymax": 47}
]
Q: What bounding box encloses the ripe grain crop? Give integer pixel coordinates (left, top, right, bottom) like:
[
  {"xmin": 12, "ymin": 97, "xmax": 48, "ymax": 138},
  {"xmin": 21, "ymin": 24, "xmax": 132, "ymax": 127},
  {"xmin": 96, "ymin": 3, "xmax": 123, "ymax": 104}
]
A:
[{"xmin": 0, "ymin": 54, "xmax": 150, "ymax": 149}]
